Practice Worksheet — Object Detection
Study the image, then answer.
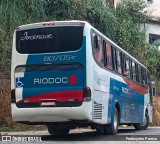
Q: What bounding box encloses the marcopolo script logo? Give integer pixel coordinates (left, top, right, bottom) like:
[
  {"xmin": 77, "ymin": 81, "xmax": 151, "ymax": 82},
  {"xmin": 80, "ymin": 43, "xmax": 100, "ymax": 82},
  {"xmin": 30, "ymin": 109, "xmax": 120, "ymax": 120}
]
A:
[
  {"xmin": 20, "ymin": 32, "xmax": 53, "ymax": 41},
  {"xmin": 34, "ymin": 75, "xmax": 78, "ymax": 85}
]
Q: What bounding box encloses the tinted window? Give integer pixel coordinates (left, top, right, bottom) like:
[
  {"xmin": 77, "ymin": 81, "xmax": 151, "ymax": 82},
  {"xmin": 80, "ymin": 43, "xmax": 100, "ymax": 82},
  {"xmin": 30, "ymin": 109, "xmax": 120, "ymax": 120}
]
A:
[
  {"xmin": 142, "ymin": 69, "xmax": 147, "ymax": 86},
  {"xmin": 105, "ymin": 42, "xmax": 113, "ymax": 70},
  {"xmin": 116, "ymin": 50, "xmax": 122, "ymax": 74},
  {"xmin": 16, "ymin": 26, "xmax": 84, "ymax": 54},
  {"xmin": 113, "ymin": 48, "xmax": 117, "ymax": 71},
  {"xmin": 132, "ymin": 61, "xmax": 136, "ymax": 81},
  {"xmin": 92, "ymin": 33, "xmax": 104, "ymax": 65},
  {"xmin": 123, "ymin": 56, "xmax": 130, "ymax": 78},
  {"xmin": 138, "ymin": 65, "xmax": 142, "ymax": 84}
]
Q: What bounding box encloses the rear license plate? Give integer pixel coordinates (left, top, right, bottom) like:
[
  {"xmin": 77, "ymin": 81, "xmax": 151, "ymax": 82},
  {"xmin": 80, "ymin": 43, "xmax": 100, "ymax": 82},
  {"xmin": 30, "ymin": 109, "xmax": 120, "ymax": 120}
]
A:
[{"xmin": 41, "ymin": 102, "xmax": 55, "ymax": 106}]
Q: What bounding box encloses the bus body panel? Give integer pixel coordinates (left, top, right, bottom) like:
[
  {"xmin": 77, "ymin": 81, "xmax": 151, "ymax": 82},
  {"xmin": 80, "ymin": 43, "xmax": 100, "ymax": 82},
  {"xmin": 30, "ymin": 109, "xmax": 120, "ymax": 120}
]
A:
[
  {"xmin": 89, "ymin": 25, "xmax": 152, "ymax": 126},
  {"xmin": 92, "ymin": 57, "xmax": 149, "ymax": 124},
  {"xmin": 11, "ymin": 102, "xmax": 92, "ymax": 122}
]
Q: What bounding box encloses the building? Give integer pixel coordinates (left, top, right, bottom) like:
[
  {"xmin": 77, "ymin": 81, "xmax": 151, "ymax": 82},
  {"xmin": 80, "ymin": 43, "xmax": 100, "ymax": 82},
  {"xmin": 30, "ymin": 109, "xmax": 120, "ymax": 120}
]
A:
[
  {"xmin": 105, "ymin": 0, "xmax": 160, "ymax": 47},
  {"xmin": 144, "ymin": 0, "xmax": 160, "ymax": 48}
]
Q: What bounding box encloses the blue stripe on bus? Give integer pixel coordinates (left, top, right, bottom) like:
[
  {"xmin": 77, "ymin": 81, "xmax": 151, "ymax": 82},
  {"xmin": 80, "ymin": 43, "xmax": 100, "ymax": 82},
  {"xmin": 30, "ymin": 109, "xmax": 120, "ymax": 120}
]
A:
[{"xmin": 108, "ymin": 78, "xmax": 144, "ymax": 123}]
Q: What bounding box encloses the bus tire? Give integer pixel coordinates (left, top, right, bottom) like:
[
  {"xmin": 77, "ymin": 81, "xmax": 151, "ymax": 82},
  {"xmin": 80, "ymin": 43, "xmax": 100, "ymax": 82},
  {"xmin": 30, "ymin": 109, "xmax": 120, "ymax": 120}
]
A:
[
  {"xmin": 47, "ymin": 126, "xmax": 70, "ymax": 135},
  {"xmin": 104, "ymin": 107, "xmax": 119, "ymax": 135},
  {"xmin": 133, "ymin": 112, "xmax": 149, "ymax": 130}
]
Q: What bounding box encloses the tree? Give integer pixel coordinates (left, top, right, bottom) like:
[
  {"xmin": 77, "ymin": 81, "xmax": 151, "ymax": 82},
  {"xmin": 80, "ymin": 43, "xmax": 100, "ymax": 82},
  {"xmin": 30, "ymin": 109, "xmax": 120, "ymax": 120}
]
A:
[{"xmin": 113, "ymin": 0, "xmax": 148, "ymax": 60}]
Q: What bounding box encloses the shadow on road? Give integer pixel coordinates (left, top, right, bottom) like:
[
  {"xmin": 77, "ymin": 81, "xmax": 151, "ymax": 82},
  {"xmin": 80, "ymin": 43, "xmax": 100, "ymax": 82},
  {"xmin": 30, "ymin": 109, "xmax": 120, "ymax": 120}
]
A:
[
  {"xmin": 41, "ymin": 128, "xmax": 139, "ymax": 141},
  {"xmin": 118, "ymin": 128, "xmax": 137, "ymax": 133}
]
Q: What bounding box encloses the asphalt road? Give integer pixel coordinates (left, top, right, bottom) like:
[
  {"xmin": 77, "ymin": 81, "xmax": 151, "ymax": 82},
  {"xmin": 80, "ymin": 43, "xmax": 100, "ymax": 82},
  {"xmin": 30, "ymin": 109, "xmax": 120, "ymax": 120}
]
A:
[{"xmin": 1, "ymin": 127, "xmax": 160, "ymax": 143}]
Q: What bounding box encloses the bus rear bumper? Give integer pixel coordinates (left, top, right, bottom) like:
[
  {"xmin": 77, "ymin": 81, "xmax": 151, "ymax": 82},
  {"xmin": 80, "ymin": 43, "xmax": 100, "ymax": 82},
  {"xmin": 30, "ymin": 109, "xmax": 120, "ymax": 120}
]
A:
[{"xmin": 11, "ymin": 101, "xmax": 92, "ymax": 123}]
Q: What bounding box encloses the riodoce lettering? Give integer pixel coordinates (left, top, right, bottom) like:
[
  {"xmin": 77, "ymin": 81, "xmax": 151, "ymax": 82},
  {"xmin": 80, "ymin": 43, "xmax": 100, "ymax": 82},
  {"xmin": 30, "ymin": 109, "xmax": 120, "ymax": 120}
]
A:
[{"xmin": 20, "ymin": 32, "xmax": 53, "ymax": 41}]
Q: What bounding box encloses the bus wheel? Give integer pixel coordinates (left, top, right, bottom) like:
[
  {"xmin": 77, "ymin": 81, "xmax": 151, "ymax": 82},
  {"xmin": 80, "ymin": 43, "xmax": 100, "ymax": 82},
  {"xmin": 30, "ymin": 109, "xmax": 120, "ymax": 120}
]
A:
[
  {"xmin": 104, "ymin": 107, "xmax": 119, "ymax": 135},
  {"xmin": 133, "ymin": 112, "xmax": 149, "ymax": 130},
  {"xmin": 47, "ymin": 126, "xmax": 70, "ymax": 135}
]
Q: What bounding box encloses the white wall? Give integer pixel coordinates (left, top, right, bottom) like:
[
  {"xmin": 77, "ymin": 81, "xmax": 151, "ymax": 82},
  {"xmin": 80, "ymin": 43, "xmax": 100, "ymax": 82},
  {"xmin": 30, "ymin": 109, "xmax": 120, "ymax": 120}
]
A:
[
  {"xmin": 144, "ymin": 0, "xmax": 160, "ymax": 18},
  {"xmin": 115, "ymin": 0, "xmax": 160, "ymax": 18},
  {"xmin": 111, "ymin": 0, "xmax": 160, "ymax": 44},
  {"xmin": 145, "ymin": 22, "xmax": 160, "ymax": 42}
]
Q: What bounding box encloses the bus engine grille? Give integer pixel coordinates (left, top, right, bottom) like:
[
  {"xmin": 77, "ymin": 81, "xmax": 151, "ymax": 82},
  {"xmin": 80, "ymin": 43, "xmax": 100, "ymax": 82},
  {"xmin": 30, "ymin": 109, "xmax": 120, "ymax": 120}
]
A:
[{"xmin": 93, "ymin": 103, "xmax": 102, "ymax": 119}]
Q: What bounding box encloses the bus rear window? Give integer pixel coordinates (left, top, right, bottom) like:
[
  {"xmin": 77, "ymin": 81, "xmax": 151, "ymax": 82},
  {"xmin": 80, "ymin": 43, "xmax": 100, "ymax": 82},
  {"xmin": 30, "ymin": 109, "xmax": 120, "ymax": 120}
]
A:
[{"xmin": 16, "ymin": 26, "xmax": 84, "ymax": 54}]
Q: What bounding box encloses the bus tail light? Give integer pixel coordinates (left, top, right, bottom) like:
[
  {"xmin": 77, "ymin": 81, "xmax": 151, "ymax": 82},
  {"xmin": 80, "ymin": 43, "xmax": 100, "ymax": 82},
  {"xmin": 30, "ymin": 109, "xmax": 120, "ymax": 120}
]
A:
[
  {"xmin": 11, "ymin": 89, "xmax": 16, "ymax": 103},
  {"xmin": 83, "ymin": 87, "xmax": 91, "ymax": 101}
]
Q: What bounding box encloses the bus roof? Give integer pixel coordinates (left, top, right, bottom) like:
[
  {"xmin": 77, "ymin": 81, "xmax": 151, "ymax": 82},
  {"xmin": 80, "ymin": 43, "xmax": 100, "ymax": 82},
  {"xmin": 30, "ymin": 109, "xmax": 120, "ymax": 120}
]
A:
[{"xmin": 16, "ymin": 20, "xmax": 87, "ymax": 31}]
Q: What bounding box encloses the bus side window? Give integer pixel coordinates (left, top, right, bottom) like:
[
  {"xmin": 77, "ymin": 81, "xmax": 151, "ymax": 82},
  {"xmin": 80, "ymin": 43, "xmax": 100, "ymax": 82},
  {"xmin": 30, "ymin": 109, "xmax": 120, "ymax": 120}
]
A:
[
  {"xmin": 123, "ymin": 56, "xmax": 130, "ymax": 78},
  {"xmin": 146, "ymin": 71, "xmax": 149, "ymax": 86},
  {"xmin": 141, "ymin": 68, "xmax": 146, "ymax": 86},
  {"xmin": 113, "ymin": 47, "xmax": 117, "ymax": 71},
  {"xmin": 93, "ymin": 34, "xmax": 98, "ymax": 49},
  {"xmin": 105, "ymin": 42, "xmax": 113, "ymax": 70},
  {"xmin": 135, "ymin": 63, "xmax": 139, "ymax": 82},
  {"xmin": 143, "ymin": 69, "xmax": 147, "ymax": 86},
  {"xmin": 93, "ymin": 34, "xmax": 104, "ymax": 65},
  {"xmin": 138, "ymin": 65, "xmax": 142, "ymax": 84},
  {"xmin": 132, "ymin": 61, "xmax": 136, "ymax": 81},
  {"xmin": 141, "ymin": 68, "xmax": 144, "ymax": 84},
  {"xmin": 116, "ymin": 50, "xmax": 122, "ymax": 74},
  {"xmin": 111, "ymin": 46, "xmax": 115, "ymax": 70},
  {"xmin": 121, "ymin": 54, "xmax": 124, "ymax": 74},
  {"xmin": 129, "ymin": 60, "xmax": 133, "ymax": 79}
]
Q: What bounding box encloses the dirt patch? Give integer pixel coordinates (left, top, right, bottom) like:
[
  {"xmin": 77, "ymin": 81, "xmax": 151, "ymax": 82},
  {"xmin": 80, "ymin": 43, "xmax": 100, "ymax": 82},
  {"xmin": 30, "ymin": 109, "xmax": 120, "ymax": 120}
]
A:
[
  {"xmin": 152, "ymin": 96, "xmax": 160, "ymax": 126},
  {"xmin": 0, "ymin": 79, "xmax": 46, "ymax": 131},
  {"xmin": 0, "ymin": 79, "xmax": 12, "ymax": 124}
]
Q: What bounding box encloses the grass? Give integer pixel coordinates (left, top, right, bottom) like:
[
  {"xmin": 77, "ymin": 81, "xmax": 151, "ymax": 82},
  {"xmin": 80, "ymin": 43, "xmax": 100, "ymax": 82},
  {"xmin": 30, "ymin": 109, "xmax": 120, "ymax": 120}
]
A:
[{"xmin": 0, "ymin": 123, "xmax": 46, "ymax": 132}]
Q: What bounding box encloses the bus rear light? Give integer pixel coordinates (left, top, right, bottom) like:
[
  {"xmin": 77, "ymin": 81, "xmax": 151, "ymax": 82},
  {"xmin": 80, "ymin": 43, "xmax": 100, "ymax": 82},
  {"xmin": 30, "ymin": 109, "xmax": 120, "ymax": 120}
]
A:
[
  {"xmin": 83, "ymin": 87, "xmax": 91, "ymax": 101},
  {"xmin": 11, "ymin": 89, "xmax": 16, "ymax": 103}
]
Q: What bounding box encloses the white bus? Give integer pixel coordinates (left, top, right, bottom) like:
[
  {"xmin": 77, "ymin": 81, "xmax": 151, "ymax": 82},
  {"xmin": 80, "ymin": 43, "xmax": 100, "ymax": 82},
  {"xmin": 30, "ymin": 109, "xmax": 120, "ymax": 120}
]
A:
[{"xmin": 11, "ymin": 21, "xmax": 153, "ymax": 135}]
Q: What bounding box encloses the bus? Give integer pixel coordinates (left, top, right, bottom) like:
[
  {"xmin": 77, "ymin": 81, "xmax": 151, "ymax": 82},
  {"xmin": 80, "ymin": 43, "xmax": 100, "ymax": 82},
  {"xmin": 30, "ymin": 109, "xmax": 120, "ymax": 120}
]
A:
[{"xmin": 11, "ymin": 21, "xmax": 153, "ymax": 135}]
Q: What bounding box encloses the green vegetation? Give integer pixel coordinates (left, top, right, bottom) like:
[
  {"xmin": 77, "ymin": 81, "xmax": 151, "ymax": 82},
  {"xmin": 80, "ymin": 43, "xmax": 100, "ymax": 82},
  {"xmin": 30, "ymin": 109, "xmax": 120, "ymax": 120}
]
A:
[
  {"xmin": 0, "ymin": 123, "xmax": 46, "ymax": 132},
  {"xmin": 0, "ymin": 0, "xmax": 160, "ymax": 128}
]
